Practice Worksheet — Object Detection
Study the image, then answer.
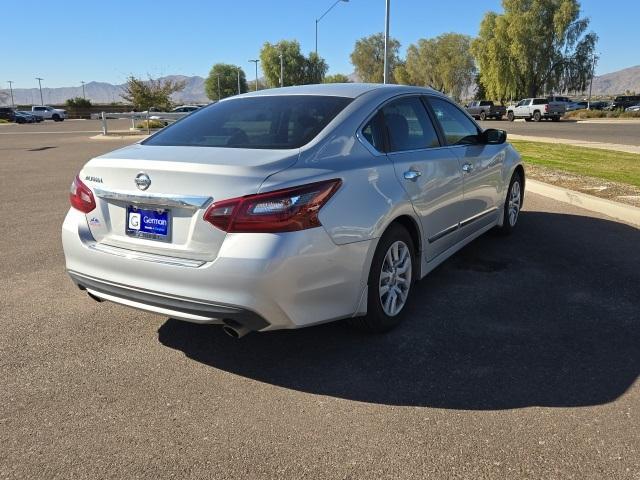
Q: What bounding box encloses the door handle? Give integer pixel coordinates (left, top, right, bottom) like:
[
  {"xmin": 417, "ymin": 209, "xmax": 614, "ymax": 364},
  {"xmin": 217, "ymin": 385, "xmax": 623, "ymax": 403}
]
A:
[
  {"xmin": 462, "ymin": 163, "xmax": 474, "ymax": 173},
  {"xmin": 403, "ymin": 169, "xmax": 422, "ymax": 181}
]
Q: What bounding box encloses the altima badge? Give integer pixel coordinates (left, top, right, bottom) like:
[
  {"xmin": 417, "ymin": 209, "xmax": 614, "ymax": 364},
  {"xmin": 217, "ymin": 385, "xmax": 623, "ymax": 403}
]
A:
[{"xmin": 135, "ymin": 172, "xmax": 151, "ymax": 191}]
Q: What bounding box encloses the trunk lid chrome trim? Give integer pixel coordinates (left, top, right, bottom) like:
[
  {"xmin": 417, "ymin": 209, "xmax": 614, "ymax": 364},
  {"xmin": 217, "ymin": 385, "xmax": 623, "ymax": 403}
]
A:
[{"xmin": 93, "ymin": 187, "xmax": 212, "ymax": 211}]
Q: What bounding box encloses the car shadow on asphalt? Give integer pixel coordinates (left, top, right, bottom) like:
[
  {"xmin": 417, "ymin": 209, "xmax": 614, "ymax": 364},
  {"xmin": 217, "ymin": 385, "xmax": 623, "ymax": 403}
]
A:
[{"xmin": 158, "ymin": 211, "xmax": 639, "ymax": 410}]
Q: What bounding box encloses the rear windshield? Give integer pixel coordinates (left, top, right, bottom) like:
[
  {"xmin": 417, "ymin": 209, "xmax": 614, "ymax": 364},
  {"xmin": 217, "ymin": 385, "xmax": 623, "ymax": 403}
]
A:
[
  {"xmin": 143, "ymin": 95, "xmax": 352, "ymax": 149},
  {"xmin": 479, "ymin": 101, "xmax": 493, "ymax": 106}
]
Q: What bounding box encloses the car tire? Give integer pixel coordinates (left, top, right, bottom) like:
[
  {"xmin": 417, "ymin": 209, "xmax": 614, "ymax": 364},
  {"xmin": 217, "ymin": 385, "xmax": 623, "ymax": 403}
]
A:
[
  {"xmin": 552, "ymin": 116, "xmax": 560, "ymax": 122},
  {"xmin": 349, "ymin": 224, "xmax": 415, "ymax": 333},
  {"xmin": 524, "ymin": 117, "xmax": 531, "ymax": 122},
  {"xmin": 497, "ymin": 171, "xmax": 523, "ymax": 235},
  {"xmin": 507, "ymin": 112, "xmax": 515, "ymax": 122},
  {"xmin": 533, "ymin": 111, "xmax": 541, "ymax": 122},
  {"xmin": 52, "ymin": 114, "xmax": 60, "ymax": 122},
  {"xmin": 479, "ymin": 111, "xmax": 487, "ymax": 121}
]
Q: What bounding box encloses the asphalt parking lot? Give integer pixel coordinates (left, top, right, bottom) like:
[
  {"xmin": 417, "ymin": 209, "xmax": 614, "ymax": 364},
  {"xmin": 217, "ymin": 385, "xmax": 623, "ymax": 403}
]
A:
[{"xmin": 1, "ymin": 123, "xmax": 639, "ymax": 479}]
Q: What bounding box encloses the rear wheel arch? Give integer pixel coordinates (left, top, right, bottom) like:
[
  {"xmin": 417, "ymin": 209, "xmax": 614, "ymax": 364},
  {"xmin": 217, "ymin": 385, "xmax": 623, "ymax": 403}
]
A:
[{"xmin": 384, "ymin": 215, "xmax": 422, "ymax": 279}]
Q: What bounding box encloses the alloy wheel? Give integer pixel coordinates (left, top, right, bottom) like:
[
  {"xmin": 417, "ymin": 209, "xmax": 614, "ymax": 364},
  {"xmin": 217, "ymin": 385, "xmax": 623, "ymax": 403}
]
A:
[
  {"xmin": 508, "ymin": 180, "xmax": 521, "ymax": 226},
  {"xmin": 379, "ymin": 240, "xmax": 412, "ymax": 317}
]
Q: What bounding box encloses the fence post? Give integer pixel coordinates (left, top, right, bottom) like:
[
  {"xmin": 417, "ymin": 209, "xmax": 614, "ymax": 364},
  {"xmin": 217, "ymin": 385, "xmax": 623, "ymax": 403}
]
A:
[
  {"xmin": 131, "ymin": 115, "xmax": 135, "ymax": 130},
  {"xmin": 101, "ymin": 112, "xmax": 108, "ymax": 136}
]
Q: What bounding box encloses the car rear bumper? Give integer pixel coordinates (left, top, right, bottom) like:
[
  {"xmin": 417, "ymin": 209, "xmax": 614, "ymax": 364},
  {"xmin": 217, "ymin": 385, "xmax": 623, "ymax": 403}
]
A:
[{"xmin": 62, "ymin": 208, "xmax": 373, "ymax": 331}]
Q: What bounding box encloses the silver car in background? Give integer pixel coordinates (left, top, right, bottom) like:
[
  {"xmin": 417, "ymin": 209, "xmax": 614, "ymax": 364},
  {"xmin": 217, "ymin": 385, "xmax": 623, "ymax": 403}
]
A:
[{"xmin": 62, "ymin": 84, "xmax": 524, "ymax": 337}]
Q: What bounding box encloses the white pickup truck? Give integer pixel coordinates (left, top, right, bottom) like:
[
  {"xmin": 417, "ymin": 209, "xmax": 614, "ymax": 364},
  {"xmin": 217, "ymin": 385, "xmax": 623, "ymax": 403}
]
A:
[
  {"xmin": 507, "ymin": 98, "xmax": 565, "ymax": 122},
  {"xmin": 31, "ymin": 105, "xmax": 67, "ymax": 121}
]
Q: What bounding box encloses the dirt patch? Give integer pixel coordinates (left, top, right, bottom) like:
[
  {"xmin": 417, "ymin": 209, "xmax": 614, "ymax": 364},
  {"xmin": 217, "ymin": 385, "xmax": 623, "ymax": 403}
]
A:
[{"xmin": 525, "ymin": 163, "xmax": 640, "ymax": 208}]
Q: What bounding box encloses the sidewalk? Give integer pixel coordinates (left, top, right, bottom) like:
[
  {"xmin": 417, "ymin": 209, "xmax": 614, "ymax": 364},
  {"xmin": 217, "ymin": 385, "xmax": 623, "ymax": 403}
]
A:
[
  {"xmin": 508, "ymin": 134, "xmax": 640, "ymax": 154},
  {"xmin": 527, "ymin": 179, "xmax": 640, "ymax": 227}
]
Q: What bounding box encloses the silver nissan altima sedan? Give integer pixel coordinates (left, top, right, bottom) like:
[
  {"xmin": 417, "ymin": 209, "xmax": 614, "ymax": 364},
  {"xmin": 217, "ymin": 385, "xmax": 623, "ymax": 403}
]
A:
[{"xmin": 62, "ymin": 83, "xmax": 524, "ymax": 337}]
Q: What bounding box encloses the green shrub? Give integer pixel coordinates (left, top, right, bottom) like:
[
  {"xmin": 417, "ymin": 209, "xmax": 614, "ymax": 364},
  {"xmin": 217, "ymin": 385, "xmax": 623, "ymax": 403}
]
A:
[
  {"xmin": 0, "ymin": 119, "xmax": 8, "ymax": 124},
  {"xmin": 564, "ymin": 109, "xmax": 640, "ymax": 119},
  {"xmin": 619, "ymin": 111, "xmax": 640, "ymax": 118}
]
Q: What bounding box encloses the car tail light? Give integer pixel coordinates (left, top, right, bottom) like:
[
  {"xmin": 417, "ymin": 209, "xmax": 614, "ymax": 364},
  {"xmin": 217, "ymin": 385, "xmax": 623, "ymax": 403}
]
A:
[
  {"xmin": 544, "ymin": 104, "xmax": 549, "ymax": 112},
  {"xmin": 69, "ymin": 175, "xmax": 96, "ymax": 213},
  {"xmin": 204, "ymin": 179, "xmax": 342, "ymax": 233}
]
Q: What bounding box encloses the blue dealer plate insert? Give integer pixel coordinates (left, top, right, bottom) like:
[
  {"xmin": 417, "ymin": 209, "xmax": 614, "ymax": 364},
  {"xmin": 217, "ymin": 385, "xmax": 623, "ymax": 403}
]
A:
[{"xmin": 126, "ymin": 206, "xmax": 171, "ymax": 241}]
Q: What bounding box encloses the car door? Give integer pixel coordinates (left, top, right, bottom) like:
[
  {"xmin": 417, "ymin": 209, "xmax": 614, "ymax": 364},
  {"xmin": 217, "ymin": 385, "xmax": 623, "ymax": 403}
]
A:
[
  {"xmin": 521, "ymin": 99, "xmax": 533, "ymax": 117},
  {"xmin": 426, "ymin": 96, "xmax": 504, "ymax": 235},
  {"xmin": 379, "ymin": 96, "xmax": 464, "ymax": 261}
]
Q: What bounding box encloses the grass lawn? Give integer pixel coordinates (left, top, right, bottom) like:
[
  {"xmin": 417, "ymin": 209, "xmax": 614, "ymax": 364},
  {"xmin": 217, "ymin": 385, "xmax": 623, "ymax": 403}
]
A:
[{"xmin": 510, "ymin": 140, "xmax": 640, "ymax": 188}]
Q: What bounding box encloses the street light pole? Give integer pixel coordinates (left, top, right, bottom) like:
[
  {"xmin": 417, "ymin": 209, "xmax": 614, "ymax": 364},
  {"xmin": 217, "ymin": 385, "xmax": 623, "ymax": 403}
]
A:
[
  {"xmin": 279, "ymin": 53, "xmax": 284, "ymax": 88},
  {"xmin": 81, "ymin": 81, "xmax": 86, "ymax": 99},
  {"xmin": 249, "ymin": 59, "xmax": 259, "ymax": 92},
  {"xmin": 7, "ymin": 81, "xmax": 15, "ymax": 107},
  {"xmin": 36, "ymin": 77, "xmax": 44, "ymax": 105},
  {"xmin": 315, "ymin": 0, "xmax": 348, "ymax": 56},
  {"xmin": 383, "ymin": 0, "xmax": 390, "ymax": 84}
]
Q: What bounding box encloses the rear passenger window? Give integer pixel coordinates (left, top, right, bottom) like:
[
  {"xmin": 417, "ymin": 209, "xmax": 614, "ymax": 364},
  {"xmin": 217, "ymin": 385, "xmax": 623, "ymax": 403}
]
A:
[
  {"xmin": 428, "ymin": 97, "xmax": 479, "ymax": 146},
  {"xmin": 382, "ymin": 97, "xmax": 440, "ymax": 152},
  {"xmin": 361, "ymin": 111, "xmax": 385, "ymax": 152}
]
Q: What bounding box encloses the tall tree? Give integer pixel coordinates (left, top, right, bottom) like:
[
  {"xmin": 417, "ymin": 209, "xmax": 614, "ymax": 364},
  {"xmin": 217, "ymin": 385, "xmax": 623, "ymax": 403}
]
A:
[
  {"xmin": 472, "ymin": 0, "xmax": 597, "ymax": 100},
  {"xmin": 260, "ymin": 40, "xmax": 306, "ymax": 87},
  {"xmin": 350, "ymin": 33, "xmax": 401, "ymax": 83},
  {"xmin": 120, "ymin": 76, "xmax": 186, "ymax": 111},
  {"xmin": 304, "ymin": 52, "xmax": 329, "ymax": 84},
  {"xmin": 205, "ymin": 64, "xmax": 248, "ymax": 100},
  {"xmin": 473, "ymin": 74, "xmax": 487, "ymax": 101},
  {"xmin": 398, "ymin": 33, "xmax": 476, "ymax": 101}
]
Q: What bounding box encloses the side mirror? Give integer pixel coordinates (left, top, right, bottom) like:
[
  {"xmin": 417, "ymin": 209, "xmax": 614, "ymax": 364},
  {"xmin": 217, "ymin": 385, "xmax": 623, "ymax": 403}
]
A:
[{"xmin": 481, "ymin": 128, "xmax": 507, "ymax": 145}]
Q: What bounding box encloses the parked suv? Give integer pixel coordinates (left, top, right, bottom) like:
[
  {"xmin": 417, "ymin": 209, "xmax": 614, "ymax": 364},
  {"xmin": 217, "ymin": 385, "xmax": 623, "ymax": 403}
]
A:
[
  {"xmin": 0, "ymin": 107, "xmax": 16, "ymax": 122},
  {"xmin": 31, "ymin": 105, "xmax": 67, "ymax": 121},
  {"xmin": 610, "ymin": 96, "xmax": 640, "ymax": 111}
]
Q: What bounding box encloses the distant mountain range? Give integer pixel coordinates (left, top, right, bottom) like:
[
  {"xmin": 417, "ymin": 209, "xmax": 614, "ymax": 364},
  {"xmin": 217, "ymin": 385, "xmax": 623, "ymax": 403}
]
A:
[
  {"xmin": 590, "ymin": 65, "xmax": 640, "ymax": 96},
  {"xmin": 4, "ymin": 75, "xmax": 209, "ymax": 105},
  {"xmin": 2, "ymin": 66, "xmax": 638, "ymax": 106}
]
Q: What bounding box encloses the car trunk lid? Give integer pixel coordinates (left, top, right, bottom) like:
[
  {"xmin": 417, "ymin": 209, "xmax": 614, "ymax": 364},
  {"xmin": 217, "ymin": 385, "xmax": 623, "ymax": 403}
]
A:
[{"xmin": 80, "ymin": 144, "xmax": 298, "ymax": 261}]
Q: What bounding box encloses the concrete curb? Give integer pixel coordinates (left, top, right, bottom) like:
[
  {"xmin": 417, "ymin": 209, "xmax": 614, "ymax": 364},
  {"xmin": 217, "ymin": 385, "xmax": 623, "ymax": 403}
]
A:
[
  {"xmin": 577, "ymin": 119, "xmax": 640, "ymax": 124},
  {"xmin": 90, "ymin": 134, "xmax": 148, "ymax": 141},
  {"xmin": 509, "ymin": 134, "xmax": 640, "ymax": 154},
  {"xmin": 527, "ymin": 179, "xmax": 640, "ymax": 227}
]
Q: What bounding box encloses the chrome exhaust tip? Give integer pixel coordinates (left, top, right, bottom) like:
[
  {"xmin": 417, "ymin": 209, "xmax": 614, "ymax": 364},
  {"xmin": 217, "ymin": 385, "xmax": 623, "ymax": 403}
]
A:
[{"xmin": 222, "ymin": 323, "xmax": 251, "ymax": 339}]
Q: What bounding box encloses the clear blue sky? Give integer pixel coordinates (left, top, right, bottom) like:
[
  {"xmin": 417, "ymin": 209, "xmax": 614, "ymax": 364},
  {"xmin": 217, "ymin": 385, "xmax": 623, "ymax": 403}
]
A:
[{"xmin": 1, "ymin": 0, "xmax": 635, "ymax": 88}]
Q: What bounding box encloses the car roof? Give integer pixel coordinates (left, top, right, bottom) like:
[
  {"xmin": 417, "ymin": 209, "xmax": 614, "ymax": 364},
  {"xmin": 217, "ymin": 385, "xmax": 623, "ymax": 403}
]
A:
[{"xmin": 235, "ymin": 83, "xmax": 444, "ymax": 100}]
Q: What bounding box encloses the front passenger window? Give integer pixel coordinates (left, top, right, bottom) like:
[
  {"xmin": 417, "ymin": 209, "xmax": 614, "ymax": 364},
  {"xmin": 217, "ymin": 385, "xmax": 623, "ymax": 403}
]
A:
[
  {"xmin": 381, "ymin": 97, "xmax": 440, "ymax": 152},
  {"xmin": 428, "ymin": 97, "xmax": 479, "ymax": 146}
]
